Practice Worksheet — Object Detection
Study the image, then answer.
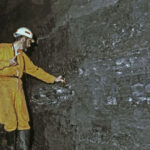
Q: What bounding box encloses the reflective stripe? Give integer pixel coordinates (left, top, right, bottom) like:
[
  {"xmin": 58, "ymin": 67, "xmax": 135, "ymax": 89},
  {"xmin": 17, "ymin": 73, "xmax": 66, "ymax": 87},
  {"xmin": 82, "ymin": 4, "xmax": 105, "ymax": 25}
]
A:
[{"xmin": 25, "ymin": 31, "xmax": 30, "ymax": 35}]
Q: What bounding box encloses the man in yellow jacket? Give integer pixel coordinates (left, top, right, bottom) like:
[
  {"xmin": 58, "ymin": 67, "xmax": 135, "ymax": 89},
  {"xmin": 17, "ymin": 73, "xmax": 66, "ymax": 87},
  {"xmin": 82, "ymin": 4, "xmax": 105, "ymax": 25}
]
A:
[{"xmin": 0, "ymin": 27, "xmax": 65, "ymax": 150}]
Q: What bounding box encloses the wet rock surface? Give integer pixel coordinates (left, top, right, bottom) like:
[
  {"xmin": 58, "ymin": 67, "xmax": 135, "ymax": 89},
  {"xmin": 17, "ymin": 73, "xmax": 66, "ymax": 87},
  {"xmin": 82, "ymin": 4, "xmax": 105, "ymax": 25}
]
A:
[{"xmin": 0, "ymin": 0, "xmax": 150, "ymax": 150}]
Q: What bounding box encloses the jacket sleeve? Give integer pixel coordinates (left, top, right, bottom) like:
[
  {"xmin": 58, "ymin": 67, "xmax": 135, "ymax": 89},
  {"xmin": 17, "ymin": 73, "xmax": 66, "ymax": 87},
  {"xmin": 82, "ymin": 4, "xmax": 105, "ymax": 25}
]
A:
[
  {"xmin": 0, "ymin": 49, "xmax": 10, "ymax": 70},
  {"xmin": 23, "ymin": 53, "xmax": 56, "ymax": 83},
  {"xmin": 0, "ymin": 60, "xmax": 10, "ymax": 70}
]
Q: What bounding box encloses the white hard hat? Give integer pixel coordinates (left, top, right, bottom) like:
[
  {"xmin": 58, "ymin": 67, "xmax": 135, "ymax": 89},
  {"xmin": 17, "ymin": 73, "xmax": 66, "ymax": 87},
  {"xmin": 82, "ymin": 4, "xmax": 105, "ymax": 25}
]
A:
[{"xmin": 13, "ymin": 27, "xmax": 33, "ymax": 38}]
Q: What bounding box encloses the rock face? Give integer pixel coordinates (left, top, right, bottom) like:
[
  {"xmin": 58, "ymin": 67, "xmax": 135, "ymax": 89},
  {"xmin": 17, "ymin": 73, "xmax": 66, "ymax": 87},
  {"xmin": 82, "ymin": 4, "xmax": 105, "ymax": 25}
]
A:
[{"xmin": 0, "ymin": 0, "xmax": 150, "ymax": 150}]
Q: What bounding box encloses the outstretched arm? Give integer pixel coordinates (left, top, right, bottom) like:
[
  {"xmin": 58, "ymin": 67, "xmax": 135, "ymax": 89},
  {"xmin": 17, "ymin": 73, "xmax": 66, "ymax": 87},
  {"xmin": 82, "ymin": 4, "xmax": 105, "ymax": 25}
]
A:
[{"xmin": 23, "ymin": 52, "xmax": 56, "ymax": 83}]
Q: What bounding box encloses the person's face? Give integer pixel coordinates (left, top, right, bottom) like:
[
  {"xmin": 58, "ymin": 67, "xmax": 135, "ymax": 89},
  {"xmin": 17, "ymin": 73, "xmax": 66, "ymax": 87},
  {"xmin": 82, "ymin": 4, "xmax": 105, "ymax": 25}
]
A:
[
  {"xmin": 26, "ymin": 38, "xmax": 32, "ymax": 48},
  {"xmin": 20, "ymin": 37, "xmax": 32, "ymax": 51}
]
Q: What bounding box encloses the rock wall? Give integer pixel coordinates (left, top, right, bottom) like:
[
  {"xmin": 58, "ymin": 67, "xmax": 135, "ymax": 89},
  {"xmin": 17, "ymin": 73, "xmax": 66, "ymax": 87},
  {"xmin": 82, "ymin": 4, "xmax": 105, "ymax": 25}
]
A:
[{"xmin": 0, "ymin": 0, "xmax": 150, "ymax": 150}]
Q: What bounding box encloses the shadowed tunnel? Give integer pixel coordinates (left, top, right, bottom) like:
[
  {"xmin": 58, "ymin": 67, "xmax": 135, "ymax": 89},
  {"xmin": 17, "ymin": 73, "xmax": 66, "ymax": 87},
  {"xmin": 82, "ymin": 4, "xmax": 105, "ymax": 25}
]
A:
[{"xmin": 0, "ymin": 0, "xmax": 150, "ymax": 150}]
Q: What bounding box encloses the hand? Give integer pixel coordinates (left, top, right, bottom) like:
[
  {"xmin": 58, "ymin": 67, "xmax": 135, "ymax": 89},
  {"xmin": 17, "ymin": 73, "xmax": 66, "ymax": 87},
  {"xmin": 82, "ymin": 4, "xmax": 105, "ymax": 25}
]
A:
[
  {"xmin": 55, "ymin": 75, "xmax": 66, "ymax": 83},
  {"xmin": 10, "ymin": 56, "xmax": 17, "ymax": 66}
]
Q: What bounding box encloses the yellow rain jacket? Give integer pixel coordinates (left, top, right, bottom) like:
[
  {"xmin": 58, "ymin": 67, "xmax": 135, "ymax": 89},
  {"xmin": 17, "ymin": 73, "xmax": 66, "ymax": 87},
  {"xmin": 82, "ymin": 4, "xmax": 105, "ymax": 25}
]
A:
[{"xmin": 0, "ymin": 43, "xmax": 56, "ymax": 131}]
